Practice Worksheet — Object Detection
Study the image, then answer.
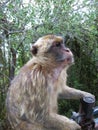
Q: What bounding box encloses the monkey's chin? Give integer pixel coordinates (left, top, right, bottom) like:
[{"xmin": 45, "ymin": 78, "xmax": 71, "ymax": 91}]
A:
[
  {"xmin": 61, "ymin": 58, "xmax": 74, "ymax": 68},
  {"xmin": 60, "ymin": 58, "xmax": 74, "ymax": 68},
  {"xmin": 57, "ymin": 57, "xmax": 74, "ymax": 66},
  {"xmin": 66, "ymin": 57, "xmax": 74, "ymax": 65}
]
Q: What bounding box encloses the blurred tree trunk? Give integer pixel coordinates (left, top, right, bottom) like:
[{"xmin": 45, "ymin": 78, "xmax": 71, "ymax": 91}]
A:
[
  {"xmin": 10, "ymin": 48, "xmax": 16, "ymax": 80},
  {"xmin": 1, "ymin": 17, "xmax": 16, "ymax": 81},
  {"xmin": 95, "ymin": 0, "xmax": 98, "ymax": 69},
  {"xmin": 95, "ymin": 0, "xmax": 98, "ymax": 31}
]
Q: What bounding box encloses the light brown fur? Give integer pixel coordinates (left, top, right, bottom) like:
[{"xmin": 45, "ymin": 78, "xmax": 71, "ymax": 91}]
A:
[{"xmin": 6, "ymin": 35, "xmax": 94, "ymax": 130}]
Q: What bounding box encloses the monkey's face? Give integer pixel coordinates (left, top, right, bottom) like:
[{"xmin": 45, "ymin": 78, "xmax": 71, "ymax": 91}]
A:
[{"xmin": 31, "ymin": 35, "xmax": 74, "ymax": 67}]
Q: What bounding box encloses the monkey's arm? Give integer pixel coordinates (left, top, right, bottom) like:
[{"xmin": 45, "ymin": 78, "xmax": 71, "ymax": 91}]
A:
[{"xmin": 59, "ymin": 86, "xmax": 94, "ymax": 99}]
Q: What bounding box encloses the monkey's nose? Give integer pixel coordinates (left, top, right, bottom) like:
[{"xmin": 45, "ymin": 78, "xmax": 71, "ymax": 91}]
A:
[{"xmin": 65, "ymin": 48, "xmax": 70, "ymax": 52}]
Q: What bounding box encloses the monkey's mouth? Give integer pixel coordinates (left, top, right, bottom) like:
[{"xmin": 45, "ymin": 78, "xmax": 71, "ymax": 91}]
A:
[
  {"xmin": 57, "ymin": 56, "xmax": 74, "ymax": 64},
  {"xmin": 66, "ymin": 57, "xmax": 74, "ymax": 64}
]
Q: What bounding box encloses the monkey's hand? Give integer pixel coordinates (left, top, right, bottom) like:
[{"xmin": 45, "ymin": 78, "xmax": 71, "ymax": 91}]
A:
[
  {"xmin": 68, "ymin": 120, "xmax": 81, "ymax": 130},
  {"xmin": 82, "ymin": 92, "xmax": 95, "ymax": 99}
]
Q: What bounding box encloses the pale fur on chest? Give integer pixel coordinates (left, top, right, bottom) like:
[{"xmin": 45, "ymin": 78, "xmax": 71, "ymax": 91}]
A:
[{"xmin": 47, "ymin": 68, "xmax": 67, "ymax": 113}]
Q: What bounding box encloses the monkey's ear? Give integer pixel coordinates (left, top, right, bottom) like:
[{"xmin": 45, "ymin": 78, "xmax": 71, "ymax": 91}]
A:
[{"xmin": 31, "ymin": 45, "xmax": 38, "ymax": 55}]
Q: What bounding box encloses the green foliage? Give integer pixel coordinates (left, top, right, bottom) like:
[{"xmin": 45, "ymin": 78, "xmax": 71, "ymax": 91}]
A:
[{"xmin": 0, "ymin": 0, "xmax": 98, "ymax": 129}]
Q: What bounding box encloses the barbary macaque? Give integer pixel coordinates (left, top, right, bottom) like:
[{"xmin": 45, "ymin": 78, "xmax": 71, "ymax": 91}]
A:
[{"xmin": 6, "ymin": 35, "xmax": 94, "ymax": 130}]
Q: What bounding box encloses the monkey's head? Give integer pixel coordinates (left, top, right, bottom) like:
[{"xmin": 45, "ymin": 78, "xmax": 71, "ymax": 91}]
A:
[{"xmin": 31, "ymin": 35, "xmax": 74, "ymax": 68}]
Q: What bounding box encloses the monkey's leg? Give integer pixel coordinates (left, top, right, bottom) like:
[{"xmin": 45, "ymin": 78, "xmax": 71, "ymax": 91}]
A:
[
  {"xmin": 15, "ymin": 120, "xmax": 65, "ymax": 130},
  {"xmin": 9, "ymin": 111, "xmax": 81, "ymax": 130},
  {"xmin": 44, "ymin": 113, "xmax": 81, "ymax": 130},
  {"xmin": 15, "ymin": 121, "xmax": 44, "ymax": 130}
]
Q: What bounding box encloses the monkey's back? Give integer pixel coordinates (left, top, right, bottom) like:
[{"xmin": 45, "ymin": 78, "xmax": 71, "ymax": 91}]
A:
[{"xmin": 6, "ymin": 61, "xmax": 50, "ymax": 129}]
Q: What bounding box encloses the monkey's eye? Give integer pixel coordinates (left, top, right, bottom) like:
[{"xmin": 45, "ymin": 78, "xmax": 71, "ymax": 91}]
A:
[{"xmin": 55, "ymin": 42, "xmax": 61, "ymax": 47}]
